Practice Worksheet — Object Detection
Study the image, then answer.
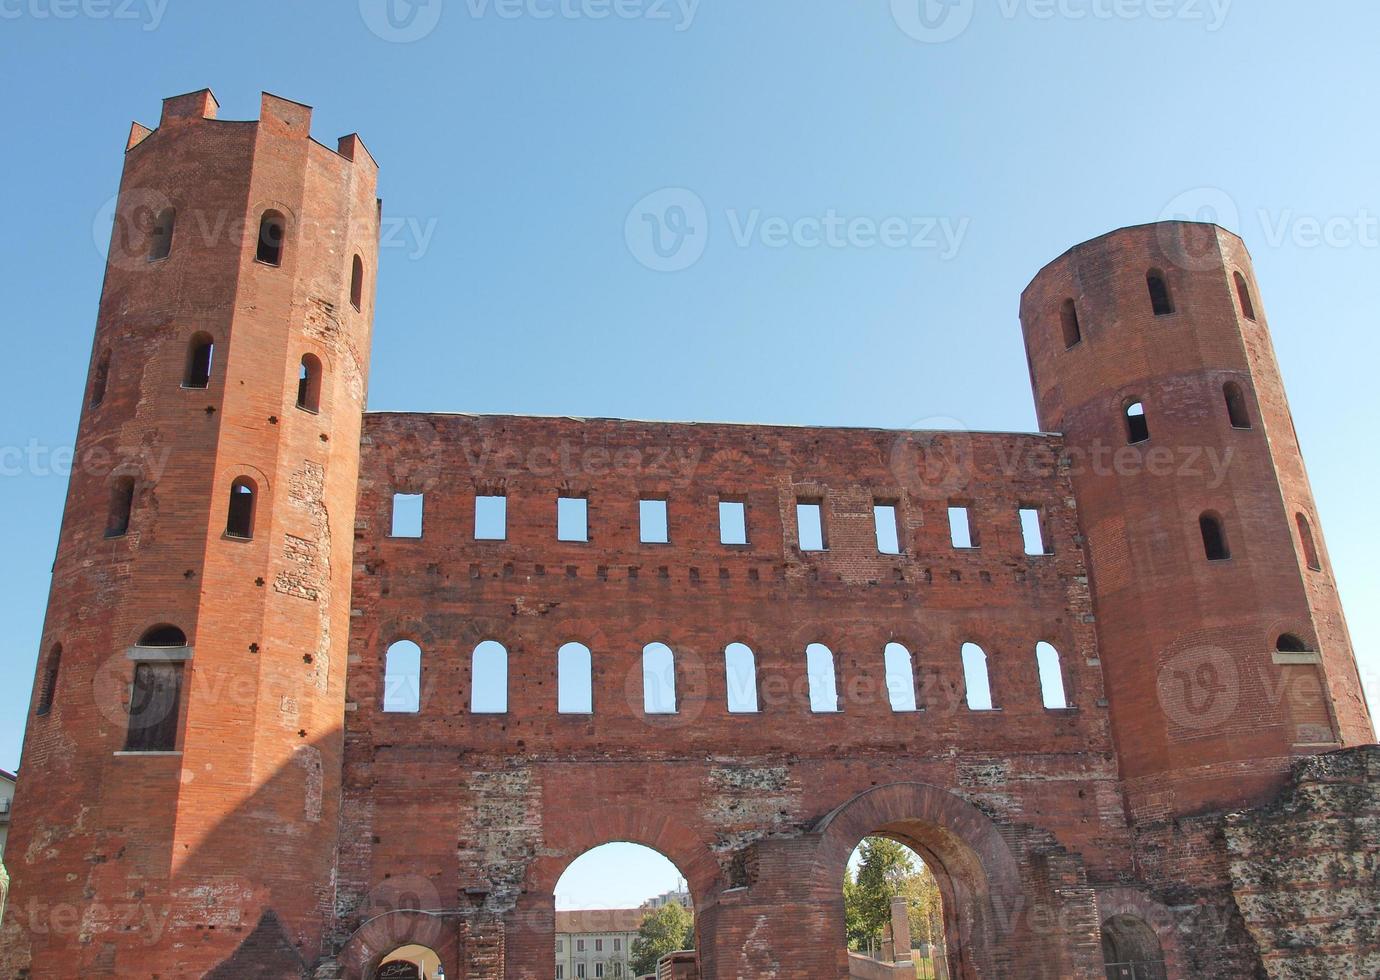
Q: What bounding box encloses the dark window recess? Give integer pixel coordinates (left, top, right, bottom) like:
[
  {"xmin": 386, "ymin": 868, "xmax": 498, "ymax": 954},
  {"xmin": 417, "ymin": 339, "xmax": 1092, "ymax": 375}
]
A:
[
  {"xmin": 1277, "ymin": 633, "xmax": 1309, "ymax": 653},
  {"xmin": 1234, "ymin": 272, "xmax": 1257, "ymax": 321},
  {"xmin": 91, "ymin": 351, "xmax": 111, "ymax": 408},
  {"xmin": 1147, "ymin": 270, "xmax": 1175, "ymax": 316},
  {"xmin": 226, "ymin": 479, "xmax": 256, "ymax": 539},
  {"xmin": 1200, "ymin": 513, "xmax": 1231, "ymax": 561},
  {"xmin": 1224, "ymin": 382, "xmax": 1251, "ymax": 429},
  {"xmin": 1296, "ymin": 513, "xmax": 1322, "ymax": 571},
  {"xmin": 37, "ymin": 643, "xmax": 62, "ymax": 715},
  {"xmin": 106, "ymin": 477, "xmax": 135, "ymax": 538},
  {"xmin": 298, "ymin": 354, "xmax": 322, "ymax": 412},
  {"xmin": 1060, "ymin": 298, "xmax": 1082, "ymax": 348},
  {"xmin": 138, "ymin": 624, "xmax": 187, "ymax": 647},
  {"xmin": 148, "ymin": 207, "xmax": 175, "ymax": 261},
  {"xmin": 350, "ymin": 255, "xmax": 365, "ymax": 311},
  {"xmin": 257, "ymin": 211, "xmax": 286, "ymax": 265},
  {"xmin": 1124, "ymin": 401, "xmax": 1150, "ymax": 444},
  {"xmin": 123, "ymin": 661, "xmax": 183, "ymax": 752},
  {"xmin": 184, "ymin": 334, "xmax": 214, "ymax": 388}
]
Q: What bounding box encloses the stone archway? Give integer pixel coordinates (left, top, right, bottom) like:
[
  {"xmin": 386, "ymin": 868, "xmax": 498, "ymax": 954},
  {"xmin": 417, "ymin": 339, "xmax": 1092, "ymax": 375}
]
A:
[{"xmin": 1100, "ymin": 914, "xmax": 1166, "ymax": 980}]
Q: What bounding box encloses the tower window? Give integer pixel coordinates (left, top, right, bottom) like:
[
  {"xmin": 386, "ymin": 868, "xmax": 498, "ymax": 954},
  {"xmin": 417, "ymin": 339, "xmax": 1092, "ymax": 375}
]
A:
[
  {"xmin": 1124, "ymin": 400, "xmax": 1150, "ymax": 444},
  {"xmin": 1200, "ymin": 512, "xmax": 1230, "ymax": 561},
  {"xmin": 1036, "ymin": 642, "xmax": 1069, "ymax": 709},
  {"xmin": 1060, "ymin": 298, "xmax": 1082, "ymax": 348},
  {"xmin": 962, "ymin": 642, "xmax": 994, "ymax": 710},
  {"xmin": 1147, "ymin": 269, "xmax": 1174, "ymax": 315},
  {"xmin": 123, "ymin": 661, "xmax": 183, "ymax": 752},
  {"xmin": 226, "ymin": 478, "xmax": 256, "ymax": 539},
  {"xmin": 350, "ymin": 254, "xmax": 365, "ymax": 311},
  {"xmin": 90, "ymin": 350, "xmax": 111, "ymax": 408},
  {"xmin": 36, "ymin": 643, "xmax": 62, "ymax": 716},
  {"xmin": 1296, "ymin": 513, "xmax": 1321, "ymax": 571},
  {"xmin": 184, "ymin": 333, "xmax": 214, "ymax": 389},
  {"xmin": 297, "ymin": 354, "xmax": 322, "ymax": 412},
  {"xmin": 148, "ymin": 207, "xmax": 175, "ymax": 261},
  {"xmin": 1234, "ymin": 272, "xmax": 1257, "ymax": 321},
  {"xmin": 138, "ymin": 624, "xmax": 187, "ymax": 647},
  {"xmin": 1276, "ymin": 633, "xmax": 1310, "ymax": 653},
  {"xmin": 383, "ymin": 639, "xmax": 422, "ymax": 713},
  {"xmin": 1223, "ymin": 382, "xmax": 1251, "ymax": 429},
  {"xmin": 106, "ymin": 476, "xmax": 135, "ymax": 538},
  {"xmin": 256, "ymin": 210, "xmax": 286, "ymax": 266}
]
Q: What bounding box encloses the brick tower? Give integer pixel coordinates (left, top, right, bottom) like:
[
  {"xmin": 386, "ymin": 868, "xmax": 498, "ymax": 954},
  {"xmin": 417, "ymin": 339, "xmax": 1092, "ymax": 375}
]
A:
[
  {"xmin": 0, "ymin": 91, "xmax": 378, "ymax": 977},
  {"xmin": 1020, "ymin": 221, "xmax": 1374, "ymax": 822}
]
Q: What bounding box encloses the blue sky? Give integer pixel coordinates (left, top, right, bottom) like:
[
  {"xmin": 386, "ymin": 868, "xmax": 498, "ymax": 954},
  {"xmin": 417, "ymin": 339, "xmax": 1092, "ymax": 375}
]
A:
[{"xmin": 1, "ymin": 0, "xmax": 1377, "ymax": 895}]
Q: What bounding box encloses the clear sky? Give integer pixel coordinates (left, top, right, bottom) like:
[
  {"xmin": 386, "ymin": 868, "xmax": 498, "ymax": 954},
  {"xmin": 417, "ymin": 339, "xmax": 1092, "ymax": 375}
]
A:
[{"xmin": 1, "ymin": 0, "xmax": 1377, "ymax": 897}]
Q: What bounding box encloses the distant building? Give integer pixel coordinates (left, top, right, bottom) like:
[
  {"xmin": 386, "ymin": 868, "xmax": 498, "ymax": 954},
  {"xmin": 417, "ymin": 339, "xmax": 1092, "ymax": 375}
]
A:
[
  {"xmin": 555, "ymin": 909, "xmax": 641, "ymax": 978},
  {"xmin": 0, "ymin": 769, "xmax": 14, "ymax": 858},
  {"xmin": 640, "ymin": 887, "xmax": 690, "ymax": 912}
]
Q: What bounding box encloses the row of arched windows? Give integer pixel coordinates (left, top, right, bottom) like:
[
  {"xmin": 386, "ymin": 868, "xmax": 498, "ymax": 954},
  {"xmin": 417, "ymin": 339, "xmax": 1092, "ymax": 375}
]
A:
[
  {"xmin": 102, "ymin": 474, "xmax": 258, "ymax": 541},
  {"xmin": 91, "ymin": 337, "xmax": 325, "ymax": 411},
  {"xmin": 1118, "ymin": 381, "xmax": 1253, "ymax": 446},
  {"xmin": 1057, "ymin": 268, "xmax": 1258, "ymax": 350},
  {"xmin": 379, "ymin": 638, "xmax": 1073, "ymax": 716}
]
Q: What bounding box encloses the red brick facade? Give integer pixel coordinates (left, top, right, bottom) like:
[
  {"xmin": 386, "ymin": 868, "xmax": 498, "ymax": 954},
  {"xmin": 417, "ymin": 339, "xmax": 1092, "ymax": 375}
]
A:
[{"xmin": 0, "ymin": 93, "xmax": 1374, "ymax": 980}]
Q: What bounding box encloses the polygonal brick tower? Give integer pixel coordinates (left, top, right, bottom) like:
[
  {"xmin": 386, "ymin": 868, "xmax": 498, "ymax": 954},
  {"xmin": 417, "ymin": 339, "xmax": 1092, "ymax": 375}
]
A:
[
  {"xmin": 0, "ymin": 91, "xmax": 378, "ymax": 978},
  {"xmin": 1020, "ymin": 221, "xmax": 1374, "ymax": 824}
]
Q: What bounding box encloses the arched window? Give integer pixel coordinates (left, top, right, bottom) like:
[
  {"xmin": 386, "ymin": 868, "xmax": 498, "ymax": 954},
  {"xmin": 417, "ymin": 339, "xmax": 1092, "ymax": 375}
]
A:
[
  {"xmin": 184, "ymin": 333, "xmax": 214, "ymax": 389},
  {"xmin": 148, "ymin": 207, "xmax": 175, "ymax": 261},
  {"xmin": 1296, "ymin": 513, "xmax": 1321, "ymax": 570},
  {"xmin": 297, "ymin": 353, "xmax": 322, "ymax": 412},
  {"xmin": 383, "ymin": 639, "xmax": 422, "ymax": 713},
  {"xmin": 37, "ymin": 643, "xmax": 62, "ymax": 716},
  {"xmin": 806, "ymin": 642, "xmax": 839, "ymax": 713},
  {"xmin": 1036, "ymin": 642, "xmax": 1068, "ymax": 709},
  {"xmin": 961, "ymin": 642, "xmax": 993, "ymax": 710},
  {"xmin": 471, "ymin": 640, "xmax": 508, "ymax": 713},
  {"xmin": 724, "ymin": 642, "xmax": 759, "ymax": 713},
  {"xmin": 256, "ymin": 210, "xmax": 286, "ymax": 266},
  {"xmin": 350, "ymin": 254, "xmax": 364, "ymax": 311},
  {"xmin": 90, "ymin": 350, "xmax": 111, "ymax": 408},
  {"xmin": 884, "ymin": 642, "xmax": 918, "ymax": 712},
  {"xmin": 138, "ymin": 624, "xmax": 187, "ymax": 647},
  {"xmin": 1124, "ymin": 400, "xmax": 1150, "ymax": 444},
  {"xmin": 1223, "ymin": 381, "xmax": 1251, "ymax": 429},
  {"xmin": 1146, "ymin": 269, "xmax": 1174, "ymax": 316},
  {"xmin": 1276, "ymin": 633, "xmax": 1310, "ymax": 653},
  {"xmin": 558, "ymin": 641, "xmax": 593, "ymax": 714},
  {"xmin": 642, "ymin": 642, "xmax": 677, "ymax": 714},
  {"xmin": 1234, "ymin": 272, "xmax": 1257, "ymax": 321},
  {"xmin": 1060, "ymin": 298, "xmax": 1082, "ymax": 348},
  {"xmin": 1200, "ymin": 512, "xmax": 1230, "ymax": 561},
  {"xmin": 106, "ymin": 476, "xmax": 135, "ymax": 538},
  {"xmin": 1101, "ymin": 915, "xmax": 1166, "ymax": 980},
  {"xmin": 226, "ymin": 478, "xmax": 256, "ymax": 539}
]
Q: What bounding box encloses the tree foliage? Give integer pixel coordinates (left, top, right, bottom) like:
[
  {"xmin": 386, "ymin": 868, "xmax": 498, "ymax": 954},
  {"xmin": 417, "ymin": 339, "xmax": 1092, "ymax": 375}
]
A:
[
  {"xmin": 629, "ymin": 901, "xmax": 694, "ymax": 976},
  {"xmin": 843, "ymin": 837, "xmax": 944, "ymax": 954}
]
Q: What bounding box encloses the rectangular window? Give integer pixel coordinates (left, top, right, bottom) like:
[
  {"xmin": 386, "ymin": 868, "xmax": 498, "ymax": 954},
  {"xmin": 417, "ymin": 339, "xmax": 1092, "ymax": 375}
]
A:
[
  {"xmin": 390, "ymin": 493, "xmax": 423, "ymax": 538},
  {"xmin": 596, "ymin": 965, "xmax": 604, "ymax": 978},
  {"xmin": 796, "ymin": 500, "xmax": 826, "ymax": 552},
  {"xmin": 613, "ymin": 939, "xmax": 621, "ymax": 951},
  {"xmin": 556, "ymin": 940, "xmax": 564, "ymax": 952},
  {"xmin": 595, "ymin": 939, "xmax": 603, "ymax": 952},
  {"xmin": 639, "ymin": 498, "xmax": 668, "ymax": 544},
  {"xmin": 124, "ymin": 662, "xmax": 183, "ymax": 752},
  {"xmin": 719, "ymin": 499, "xmax": 748, "ymax": 545},
  {"xmin": 577, "ymin": 966, "xmax": 585, "ymax": 979},
  {"xmin": 557, "ymin": 968, "xmax": 564, "ymax": 979},
  {"xmin": 1019, "ymin": 507, "xmax": 1050, "ymax": 555},
  {"xmin": 474, "ymin": 494, "xmax": 507, "ymax": 540},
  {"xmin": 558, "ymin": 496, "xmax": 589, "ymax": 542},
  {"xmin": 948, "ymin": 505, "xmax": 976, "ymax": 549},
  {"xmin": 874, "ymin": 502, "xmax": 901, "ymax": 555},
  {"xmin": 577, "ymin": 940, "xmax": 585, "ymax": 952}
]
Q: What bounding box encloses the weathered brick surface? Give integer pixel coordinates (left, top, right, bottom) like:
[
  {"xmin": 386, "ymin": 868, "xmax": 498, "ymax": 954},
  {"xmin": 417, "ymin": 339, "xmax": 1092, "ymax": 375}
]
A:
[{"xmin": 1, "ymin": 93, "xmax": 1376, "ymax": 980}]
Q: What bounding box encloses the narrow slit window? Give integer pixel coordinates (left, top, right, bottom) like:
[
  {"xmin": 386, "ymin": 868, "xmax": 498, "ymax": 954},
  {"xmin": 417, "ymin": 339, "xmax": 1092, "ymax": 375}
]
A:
[
  {"xmin": 558, "ymin": 495, "xmax": 589, "ymax": 542},
  {"xmin": 640, "ymin": 498, "xmax": 669, "ymax": 544},
  {"xmin": 148, "ymin": 207, "xmax": 175, "ymax": 261},
  {"xmin": 1223, "ymin": 382, "xmax": 1251, "ymax": 429},
  {"xmin": 90, "ymin": 350, "xmax": 111, "ymax": 408},
  {"xmin": 184, "ymin": 333, "xmax": 214, "ymax": 389},
  {"xmin": 1124, "ymin": 400, "xmax": 1150, "ymax": 444},
  {"xmin": 1019, "ymin": 507, "xmax": 1050, "ymax": 556},
  {"xmin": 1147, "ymin": 269, "xmax": 1174, "ymax": 315},
  {"xmin": 1296, "ymin": 513, "xmax": 1321, "ymax": 571},
  {"xmin": 558, "ymin": 642, "xmax": 593, "ymax": 714},
  {"xmin": 106, "ymin": 477, "xmax": 135, "ymax": 538},
  {"xmin": 297, "ymin": 354, "xmax": 322, "ymax": 412},
  {"xmin": 948, "ymin": 505, "xmax": 976, "ymax": 549},
  {"xmin": 719, "ymin": 499, "xmax": 748, "ymax": 545},
  {"xmin": 962, "ymin": 642, "xmax": 994, "ymax": 711},
  {"xmin": 475, "ymin": 495, "xmax": 507, "ymax": 541},
  {"xmin": 256, "ymin": 210, "xmax": 285, "ymax": 266},
  {"xmin": 1234, "ymin": 272, "xmax": 1257, "ymax": 321},
  {"xmin": 884, "ymin": 642, "xmax": 918, "ymax": 712},
  {"xmin": 391, "ymin": 493, "xmax": 423, "ymax": 538},
  {"xmin": 383, "ymin": 640, "xmax": 422, "ymax": 713},
  {"xmin": 1200, "ymin": 512, "xmax": 1231, "ymax": 561},
  {"xmin": 471, "ymin": 640, "xmax": 508, "ymax": 714},
  {"xmin": 225, "ymin": 478, "xmax": 256, "ymax": 539},
  {"xmin": 796, "ymin": 500, "xmax": 826, "ymax": 552},
  {"xmin": 642, "ymin": 642, "xmax": 677, "ymax": 714},
  {"xmin": 1036, "ymin": 642, "xmax": 1068, "ymax": 709},
  {"xmin": 1060, "ymin": 298, "xmax": 1082, "ymax": 348},
  {"xmin": 37, "ymin": 643, "xmax": 62, "ymax": 716},
  {"xmin": 350, "ymin": 254, "xmax": 365, "ymax": 311},
  {"xmin": 123, "ymin": 661, "xmax": 183, "ymax": 752},
  {"xmin": 806, "ymin": 642, "xmax": 840, "ymax": 713},
  {"xmin": 724, "ymin": 642, "xmax": 759, "ymax": 713},
  {"xmin": 874, "ymin": 502, "xmax": 901, "ymax": 555}
]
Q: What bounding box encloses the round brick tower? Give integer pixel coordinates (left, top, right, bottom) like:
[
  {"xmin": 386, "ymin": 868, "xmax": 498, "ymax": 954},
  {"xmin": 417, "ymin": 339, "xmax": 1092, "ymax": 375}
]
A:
[
  {"xmin": 0, "ymin": 91, "xmax": 378, "ymax": 977},
  {"xmin": 1020, "ymin": 221, "xmax": 1374, "ymax": 822}
]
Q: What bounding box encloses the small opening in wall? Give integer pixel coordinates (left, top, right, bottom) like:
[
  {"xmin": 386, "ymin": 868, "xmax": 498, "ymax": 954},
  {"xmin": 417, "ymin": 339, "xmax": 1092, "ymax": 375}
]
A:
[
  {"xmin": 948, "ymin": 505, "xmax": 977, "ymax": 549},
  {"xmin": 874, "ymin": 502, "xmax": 901, "ymax": 555},
  {"xmin": 226, "ymin": 478, "xmax": 256, "ymax": 539},
  {"xmin": 90, "ymin": 350, "xmax": 111, "ymax": 408},
  {"xmin": 297, "ymin": 354, "xmax": 322, "ymax": 412},
  {"xmin": 1200, "ymin": 512, "xmax": 1231, "ymax": 561},
  {"xmin": 1147, "ymin": 269, "xmax": 1174, "ymax": 316},
  {"xmin": 962, "ymin": 642, "xmax": 994, "ymax": 710},
  {"xmin": 36, "ymin": 643, "xmax": 62, "ymax": 716},
  {"xmin": 719, "ymin": 499, "xmax": 748, "ymax": 545},
  {"xmin": 1234, "ymin": 272, "xmax": 1257, "ymax": 321},
  {"xmin": 558, "ymin": 641, "xmax": 593, "ymax": 714},
  {"xmin": 383, "ymin": 640, "xmax": 422, "ymax": 713},
  {"xmin": 642, "ymin": 642, "xmax": 677, "ymax": 714},
  {"xmin": 184, "ymin": 333, "xmax": 214, "ymax": 389},
  {"xmin": 391, "ymin": 493, "xmax": 423, "ymax": 538},
  {"xmin": 106, "ymin": 477, "xmax": 135, "ymax": 538},
  {"xmin": 884, "ymin": 642, "xmax": 918, "ymax": 712},
  {"xmin": 1019, "ymin": 507, "xmax": 1050, "ymax": 556},
  {"xmin": 123, "ymin": 661, "xmax": 183, "ymax": 752},
  {"xmin": 1060, "ymin": 298, "xmax": 1082, "ymax": 348},
  {"xmin": 148, "ymin": 207, "xmax": 175, "ymax": 261},
  {"xmin": 558, "ymin": 495, "xmax": 589, "ymax": 542},
  {"xmin": 475, "ymin": 495, "xmax": 507, "ymax": 540},
  {"xmin": 138, "ymin": 624, "xmax": 187, "ymax": 647},
  {"xmin": 1295, "ymin": 513, "xmax": 1321, "ymax": 571},
  {"xmin": 1124, "ymin": 400, "xmax": 1150, "ymax": 444},
  {"xmin": 257, "ymin": 210, "xmax": 286, "ymax": 266},
  {"xmin": 806, "ymin": 642, "xmax": 840, "ymax": 713},
  {"xmin": 640, "ymin": 498, "xmax": 669, "ymax": 544},
  {"xmin": 725, "ymin": 642, "xmax": 759, "ymax": 713},
  {"xmin": 1223, "ymin": 382, "xmax": 1251, "ymax": 429},
  {"xmin": 796, "ymin": 500, "xmax": 826, "ymax": 552},
  {"xmin": 350, "ymin": 254, "xmax": 364, "ymax": 311},
  {"xmin": 1036, "ymin": 642, "xmax": 1069, "ymax": 709}
]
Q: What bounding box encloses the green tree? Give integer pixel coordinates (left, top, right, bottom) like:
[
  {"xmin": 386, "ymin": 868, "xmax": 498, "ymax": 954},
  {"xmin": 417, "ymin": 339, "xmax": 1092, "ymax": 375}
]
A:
[
  {"xmin": 629, "ymin": 902, "xmax": 694, "ymax": 975},
  {"xmin": 843, "ymin": 837, "xmax": 944, "ymax": 955}
]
